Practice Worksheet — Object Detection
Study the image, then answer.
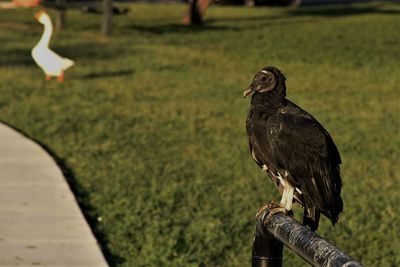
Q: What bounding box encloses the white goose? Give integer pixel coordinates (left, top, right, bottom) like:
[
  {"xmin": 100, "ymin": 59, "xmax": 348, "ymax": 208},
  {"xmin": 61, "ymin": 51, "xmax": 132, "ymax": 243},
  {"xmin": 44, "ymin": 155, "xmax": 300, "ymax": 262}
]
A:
[{"xmin": 32, "ymin": 10, "xmax": 74, "ymax": 82}]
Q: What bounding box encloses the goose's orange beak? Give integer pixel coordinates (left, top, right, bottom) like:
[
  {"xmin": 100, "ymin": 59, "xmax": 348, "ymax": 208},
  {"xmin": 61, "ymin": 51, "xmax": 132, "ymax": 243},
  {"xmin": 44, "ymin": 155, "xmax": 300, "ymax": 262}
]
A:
[{"xmin": 34, "ymin": 10, "xmax": 43, "ymax": 20}]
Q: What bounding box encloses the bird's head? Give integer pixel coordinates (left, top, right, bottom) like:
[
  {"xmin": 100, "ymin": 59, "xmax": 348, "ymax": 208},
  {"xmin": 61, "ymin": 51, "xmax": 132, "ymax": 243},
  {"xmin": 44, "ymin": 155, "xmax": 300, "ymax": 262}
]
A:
[
  {"xmin": 243, "ymin": 66, "xmax": 286, "ymax": 99},
  {"xmin": 34, "ymin": 10, "xmax": 51, "ymax": 25}
]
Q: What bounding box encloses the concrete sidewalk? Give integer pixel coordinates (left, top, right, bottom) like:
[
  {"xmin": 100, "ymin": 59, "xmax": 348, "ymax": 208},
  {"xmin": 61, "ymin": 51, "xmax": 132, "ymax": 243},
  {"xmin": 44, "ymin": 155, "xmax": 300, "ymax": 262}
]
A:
[{"xmin": 0, "ymin": 123, "xmax": 108, "ymax": 267}]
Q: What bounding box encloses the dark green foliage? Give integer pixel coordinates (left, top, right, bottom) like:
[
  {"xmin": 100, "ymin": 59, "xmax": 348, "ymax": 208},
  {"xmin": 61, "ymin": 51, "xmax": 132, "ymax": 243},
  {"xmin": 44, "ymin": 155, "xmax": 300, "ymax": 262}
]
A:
[{"xmin": 0, "ymin": 2, "xmax": 399, "ymax": 266}]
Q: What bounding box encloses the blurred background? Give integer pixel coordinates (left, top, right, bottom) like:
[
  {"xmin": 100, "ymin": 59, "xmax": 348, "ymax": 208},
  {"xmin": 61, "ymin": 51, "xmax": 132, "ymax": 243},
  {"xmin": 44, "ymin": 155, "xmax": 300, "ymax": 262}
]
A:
[{"xmin": 0, "ymin": 0, "xmax": 399, "ymax": 266}]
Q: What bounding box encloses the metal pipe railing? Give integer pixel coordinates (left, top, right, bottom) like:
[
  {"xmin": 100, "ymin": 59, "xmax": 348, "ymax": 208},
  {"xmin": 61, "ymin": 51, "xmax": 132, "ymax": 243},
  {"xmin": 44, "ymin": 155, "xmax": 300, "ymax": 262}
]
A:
[
  {"xmin": 252, "ymin": 216, "xmax": 283, "ymax": 267},
  {"xmin": 252, "ymin": 205, "xmax": 363, "ymax": 267}
]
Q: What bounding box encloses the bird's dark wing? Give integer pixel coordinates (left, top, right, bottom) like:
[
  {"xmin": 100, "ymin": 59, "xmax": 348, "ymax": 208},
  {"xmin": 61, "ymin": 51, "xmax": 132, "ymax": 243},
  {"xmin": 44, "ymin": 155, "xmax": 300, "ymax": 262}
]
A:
[{"xmin": 267, "ymin": 113, "xmax": 343, "ymax": 224}]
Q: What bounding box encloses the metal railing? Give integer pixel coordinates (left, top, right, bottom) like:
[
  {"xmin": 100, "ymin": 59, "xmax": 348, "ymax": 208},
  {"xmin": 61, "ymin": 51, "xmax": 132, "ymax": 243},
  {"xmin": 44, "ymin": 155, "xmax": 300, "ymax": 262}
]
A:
[{"xmin": 252, "ymin": 205, "xmax": 364, "ymax": 267}]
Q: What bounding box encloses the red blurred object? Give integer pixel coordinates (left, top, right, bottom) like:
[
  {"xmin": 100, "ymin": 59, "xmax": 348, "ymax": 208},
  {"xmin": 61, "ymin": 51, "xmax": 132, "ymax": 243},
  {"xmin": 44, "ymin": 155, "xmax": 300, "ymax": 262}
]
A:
[{"xmin": 12, "ymin": 0, "xmax": 40, "ymax": 7}]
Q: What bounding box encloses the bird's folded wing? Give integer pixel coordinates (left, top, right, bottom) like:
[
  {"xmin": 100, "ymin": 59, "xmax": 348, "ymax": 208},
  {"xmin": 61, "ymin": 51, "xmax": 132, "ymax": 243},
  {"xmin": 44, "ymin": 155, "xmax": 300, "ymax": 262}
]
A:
[{"xmin": 267, "ymin": 113, "xmax": 342, "ymax": 214}]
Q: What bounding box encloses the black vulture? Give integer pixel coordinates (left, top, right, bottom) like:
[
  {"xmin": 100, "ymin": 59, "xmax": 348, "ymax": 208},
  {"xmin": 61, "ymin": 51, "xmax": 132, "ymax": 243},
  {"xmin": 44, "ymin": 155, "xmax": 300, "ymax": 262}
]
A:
[{"xmin": 244, "ymin": 66, "xmax": 343, "ymax": 230}]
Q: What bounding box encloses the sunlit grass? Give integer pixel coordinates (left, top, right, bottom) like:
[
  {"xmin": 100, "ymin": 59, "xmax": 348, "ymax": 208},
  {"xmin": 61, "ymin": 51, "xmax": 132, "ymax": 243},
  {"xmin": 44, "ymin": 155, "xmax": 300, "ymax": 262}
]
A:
[{"xmin": 0, "ymin": 2, "xmax": 399, "ymax": 266}]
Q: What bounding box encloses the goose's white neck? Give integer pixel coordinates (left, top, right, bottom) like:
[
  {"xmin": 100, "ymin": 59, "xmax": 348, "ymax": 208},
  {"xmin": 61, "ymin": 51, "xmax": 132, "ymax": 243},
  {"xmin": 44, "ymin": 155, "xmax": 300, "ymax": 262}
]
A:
[{"xmin": 37, "ymin": 20, "xmax": 53, "ymax": 48}]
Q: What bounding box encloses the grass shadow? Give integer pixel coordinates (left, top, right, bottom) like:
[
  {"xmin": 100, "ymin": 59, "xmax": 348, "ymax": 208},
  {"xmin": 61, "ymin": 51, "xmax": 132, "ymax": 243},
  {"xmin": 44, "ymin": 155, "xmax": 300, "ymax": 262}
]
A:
[
  {"xmin": 128, "ymin": 23, "xmax": 240, "ymax": 34},
  {"xmin": 205, "ymin": 2, "xmax": 400, "ymax": 25},
  {"xmin": 206, "ymin": 15, "xmax": 318, "ymax": 29},
  {"xmin": 0, "ymin": 121, "xmax": 125, "ymax": 267},
  {"xmin": 81, "ymin": 69, "xmax": 134, "ymax": 80},
  {"xmin": 0, "ymin": 48, "xmax": 34, "ymax": 67},
  {"xmin": 56, "ymin": 42, "xmax": 132, "ymax": 61},
  {"xmin": 205, "ymin": 14, "xmax": 284, "ymax": 23},
  {"xmin": 287, "ymin": 3, "xmax": 400, "ymax": 17}
]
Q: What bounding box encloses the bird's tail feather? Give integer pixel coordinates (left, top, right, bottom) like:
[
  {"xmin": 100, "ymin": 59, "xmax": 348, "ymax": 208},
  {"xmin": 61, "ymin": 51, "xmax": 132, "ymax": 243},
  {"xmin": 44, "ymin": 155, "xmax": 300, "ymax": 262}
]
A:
[{"xmin": 62, "ymin": 58, "xmax": 74, "ymax": 70}]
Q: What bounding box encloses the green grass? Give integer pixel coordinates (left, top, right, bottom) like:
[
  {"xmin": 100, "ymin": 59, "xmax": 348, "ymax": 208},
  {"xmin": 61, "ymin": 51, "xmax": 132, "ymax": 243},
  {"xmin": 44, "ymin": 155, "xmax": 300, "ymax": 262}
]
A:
[{"xmin": 0, "ymin": 2, "xmax": 399, "ymax": 266}]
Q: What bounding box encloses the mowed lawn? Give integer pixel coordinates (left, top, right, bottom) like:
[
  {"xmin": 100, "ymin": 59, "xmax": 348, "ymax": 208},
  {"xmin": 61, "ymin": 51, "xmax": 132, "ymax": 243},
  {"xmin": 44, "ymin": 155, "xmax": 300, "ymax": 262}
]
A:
[{"xmin": 0, "ymin": 2, "xmax": 399, "ymax": 266}]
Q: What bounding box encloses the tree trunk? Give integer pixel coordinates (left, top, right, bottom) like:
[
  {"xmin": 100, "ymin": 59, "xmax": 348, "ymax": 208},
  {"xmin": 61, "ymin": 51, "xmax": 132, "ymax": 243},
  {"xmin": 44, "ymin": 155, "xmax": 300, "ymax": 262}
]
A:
[
  {"xmin": 102, "ymin": 0, "xmax": 112, "ymax": 36},
  {"xmin": 55, "ymin": 0, "xmax": 66, "ymax": 31}
]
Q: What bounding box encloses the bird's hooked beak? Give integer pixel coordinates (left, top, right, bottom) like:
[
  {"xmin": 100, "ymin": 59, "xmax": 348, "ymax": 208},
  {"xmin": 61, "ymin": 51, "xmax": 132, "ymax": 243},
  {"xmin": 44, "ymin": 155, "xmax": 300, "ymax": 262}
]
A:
[{"xmin": 243, "ymin": 84, "xmax": 255, "ymax": 98}]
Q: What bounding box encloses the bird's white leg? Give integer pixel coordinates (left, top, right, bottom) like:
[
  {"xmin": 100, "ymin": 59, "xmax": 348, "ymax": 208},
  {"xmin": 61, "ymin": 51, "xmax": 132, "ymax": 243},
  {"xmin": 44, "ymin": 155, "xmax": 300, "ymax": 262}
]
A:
[
  {"xmin": 277, "ymin": 172, "xmax": 287, "ymax": 187},
  {"xmin": 280, "ymin": 185, "xmax": 287, "ymax": 206},
  {"xmin": 280, "ymin": 183, "xmax": 295, "ymax": 211},
  {"xmin": 257, "ymin": 172, "xmax": 295, "ymax": 222}
]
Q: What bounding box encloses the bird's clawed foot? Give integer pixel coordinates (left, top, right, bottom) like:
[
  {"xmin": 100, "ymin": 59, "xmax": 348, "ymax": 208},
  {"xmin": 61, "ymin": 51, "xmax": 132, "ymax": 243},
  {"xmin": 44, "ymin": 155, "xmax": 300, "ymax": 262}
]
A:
[{"xmin": 256, "ymin": 201, "xmax": 292, "ymax": 224}]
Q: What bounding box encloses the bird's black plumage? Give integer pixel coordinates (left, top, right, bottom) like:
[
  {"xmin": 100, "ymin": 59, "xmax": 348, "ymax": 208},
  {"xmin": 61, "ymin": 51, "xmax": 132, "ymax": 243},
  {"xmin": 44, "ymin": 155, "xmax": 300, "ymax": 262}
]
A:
[{"xmin": 245, "ymin": 66, "xmax": 343, "ymax": 230}]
